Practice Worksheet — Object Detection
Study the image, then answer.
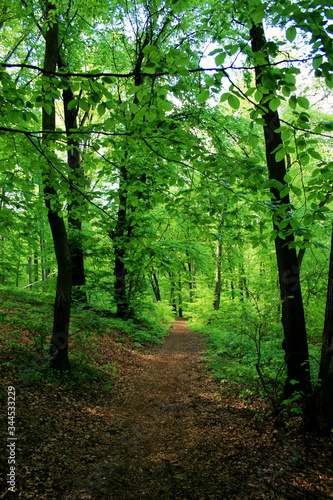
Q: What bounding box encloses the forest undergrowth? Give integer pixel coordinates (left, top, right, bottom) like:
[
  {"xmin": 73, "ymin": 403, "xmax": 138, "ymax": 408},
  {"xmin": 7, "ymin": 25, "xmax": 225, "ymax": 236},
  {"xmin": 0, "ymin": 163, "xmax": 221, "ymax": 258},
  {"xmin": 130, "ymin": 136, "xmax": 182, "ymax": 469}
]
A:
[{"xmin": 0, "ymin": 289, "xmax": 332, "ymax": 499}]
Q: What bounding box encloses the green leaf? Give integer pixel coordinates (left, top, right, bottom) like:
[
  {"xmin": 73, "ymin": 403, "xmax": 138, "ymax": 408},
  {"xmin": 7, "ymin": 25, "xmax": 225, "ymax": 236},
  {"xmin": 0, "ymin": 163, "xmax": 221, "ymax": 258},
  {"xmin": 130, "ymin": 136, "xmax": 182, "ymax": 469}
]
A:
[
  {"xmin": 275, "ymin": 149, "xmax": 286, "ymax": 162},
  {"xmin": 289, "ymin": 95, "xmax": 297, "ymax": 110},
  {"xmin": 67, "ymin": 99, "xmax": 78, "ymax": 111},
  {"xmin": 161, "ymin": 100, "xmax": 173, "ymax": 112},
  {"xmin": 145, "ymin": 108, "xmax": 156, "ymax": 122},
  {"xmin": 215, "ymin": 52, "xmax": 226, "ymax": 66},
  {"xmin": 286, "ymin": 26, "xmax": 297, "ymax": 42},
  {"xmin": 308, "ymin": 149, "xmax": 322, "ymax": 160},
  {"xmin": 297, "ymin": 96, "xmax": 309, "ymax": 109},
  {"xmin": 220, "ymin": 92, "xmax": 230, "ymax": 102},
  {"xmin": 313, "ymin": 55, "xmax": 323, "ymax": 69},
  {"xmin": 325, "ymin": 75, "xmax": 333, "ymax": 89},
  {"xmin": 205, "ymin": 77, "xmax": 215, "ymax": 87},
  {"xmin": 303, "ymin": 213, "xmax": 313, "ymax": 226},
  {"xmin": 290, "ymin": 217, "xmax": 299, "ymax": 229},
  {"xmin": 127, "ymin": 85, "xmax": 141, "ymax": 95},
  {"xmin": 133, "ymin": 108, "xmax": 146, "ymax": 122},
  {"xmin": 255, "ymin": 89, "xmax": 263, "ymax": 102},
  {"xmin": 198, "ymin": 90, "xmax": 210, "ymax": 103},
  {"xmin": 314, "ymin": 211, "xmax": 326, "ymax": 221},
  {"xmin": 282, "ymin": 86, "xmax": 291, "ymax": 97},
  {"xmin": 176, "ymin": 67, "xmax": 189, "ymax": 76},
  {"xmin": 142, "ymin": 44, "xmax": 157, "ymax": 54},
  {"xmin": 130, "ymin": 103, "xmax": 139, "ymax": 114},
  {"xmin": 79, "ymin": 99, "xmax": 89, "ymax": 112},
  {"xmin": 43, "ymin": 102, "xmax": 53, "ymax": 115},
  {"xmin": 252, "ymin": 8, "xmax": 266, "ymax": 24},
  {"xmin": 97, "ymin": 102, "xmax": 106, "ymax": 116},
  {"xmin": 280, "ymin": 186, "xmax": 290, "ymax": 198},
  {"xmin": 104, "ymin": 117, "xmax": 114, "ymax": 130},
  {"xmin": 300, "ymin": 153, "xmax": 310, "ymax": 165},
  {"xmin": 102, "ymin": 76, "xmax": 115, "ymax": 84},
  {"xmin": 248, "ymin": 135, "xmax": 259, "ymax": 147},
  {"xmin": 228, "ymin": 94, "xmax": 240, "ymax": 110},
  {"xmin": 244, "ymin": 87, "xmax": 255, "ymax": 97},
  {"xmin": 269, "ymin": 97, "xmax": 280, "ymax": 111}
]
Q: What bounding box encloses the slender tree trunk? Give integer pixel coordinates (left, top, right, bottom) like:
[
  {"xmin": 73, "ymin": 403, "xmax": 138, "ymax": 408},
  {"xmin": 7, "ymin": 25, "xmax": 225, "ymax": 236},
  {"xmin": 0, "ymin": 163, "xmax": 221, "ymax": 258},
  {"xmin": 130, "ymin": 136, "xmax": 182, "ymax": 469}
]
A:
[
  {"xmin": 191, "ymin": 260, "xmax": 198, "ymax": 299},
  {"xmin": 250, "ymin": 21, "xmax": 311, "ymax": 398},
  {"xmin": 239, "ymin": 263, "xmax": 249, "ymax": 302},
  {"xmin": 113, "ymin": 164, "xmax": 130, "ymax": 318},
  {"xmin": 178, "ymin": 277, "xmax": 183, "ymax": 317},
  {"xmin": 186, "ymin": 254, "xmax": 196, "ymax": 301},
  {"xmin": 153, "ymin": 273, "xmax": 161, "ymax": 302},
  {"xmin": 43, "ymin": 1, "xmax": 72, "ymax": 371},
  {"xmin": 39, "ymin": 204, "xmax": 47, "ymax": 281},
  {"xmin": 60, "ymin": 54, "xmax": 87, "ymax": 303},
  {"xmin": 305, "ymin": 221, "xmax": 333, "ymax": 434},
  {"xmin": 226, "ymin": 256, "xmax": 235, "ymax": 300},
  {"xmin": 213, "ymin": 242, "xmax": 222, "ymax": 310},
  {"xmin": 16, "ymin": 253, "xmax": 20, "ymax": 287},
  {"xmin": 149, "ymin": 272, "xmax": 161, "ymax": 302},
  {"xmin": 41, "ymin": 239, "xmax": 45, "ymax": 281},
  {"xmin": 28, "ymin": 253, "xmax": 32, "ymax": 287},
  {"xmin": 34, "ymin": 252, "xmax": 38, "ymax": 283},
  {"xmin": 169, "ymin": 273, "xmax": 177, "ymax": 314},
  {"xmin": 112, "ymin": 42, "xmax": 147, "ymax": 318},
  {"xmin": 0, "ymin": 188, "xmax": 5, "ymax": 285}
]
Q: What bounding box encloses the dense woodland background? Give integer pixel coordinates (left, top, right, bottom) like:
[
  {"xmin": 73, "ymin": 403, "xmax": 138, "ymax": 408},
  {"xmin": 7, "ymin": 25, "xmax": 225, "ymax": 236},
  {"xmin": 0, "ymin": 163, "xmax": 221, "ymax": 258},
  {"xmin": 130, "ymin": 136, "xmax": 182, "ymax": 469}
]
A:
[{"xmin": 1, "ymin": 0, "xmax": 333, "ymax": 437}]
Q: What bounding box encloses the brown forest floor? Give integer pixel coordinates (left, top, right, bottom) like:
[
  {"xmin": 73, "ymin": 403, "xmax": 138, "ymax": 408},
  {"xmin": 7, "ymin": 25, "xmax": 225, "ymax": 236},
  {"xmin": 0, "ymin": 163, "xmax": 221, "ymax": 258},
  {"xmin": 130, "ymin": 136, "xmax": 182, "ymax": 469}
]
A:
[{"xmin": 1, "ymin": 317, "xmax": 333, "ymax": 499}]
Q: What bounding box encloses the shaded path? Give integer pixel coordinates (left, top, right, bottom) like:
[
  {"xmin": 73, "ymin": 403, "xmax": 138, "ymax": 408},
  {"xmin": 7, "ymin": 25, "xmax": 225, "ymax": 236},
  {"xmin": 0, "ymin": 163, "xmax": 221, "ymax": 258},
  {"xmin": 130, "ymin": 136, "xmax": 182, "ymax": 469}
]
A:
[
  {"xmin": 69, "ymin": 319, "xmax": 288, "ymax": 499},
  {"xmin": 2, "ymin": 316, "xmax": 332, "ymax": 499}
]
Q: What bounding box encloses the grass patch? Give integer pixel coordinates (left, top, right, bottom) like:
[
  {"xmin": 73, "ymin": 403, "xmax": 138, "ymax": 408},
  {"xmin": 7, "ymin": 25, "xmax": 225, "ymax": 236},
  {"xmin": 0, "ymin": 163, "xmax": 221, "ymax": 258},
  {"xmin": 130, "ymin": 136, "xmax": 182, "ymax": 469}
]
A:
[{"xmin": 188, "ymin": 296, "xmax": 322, "ymax": 405}]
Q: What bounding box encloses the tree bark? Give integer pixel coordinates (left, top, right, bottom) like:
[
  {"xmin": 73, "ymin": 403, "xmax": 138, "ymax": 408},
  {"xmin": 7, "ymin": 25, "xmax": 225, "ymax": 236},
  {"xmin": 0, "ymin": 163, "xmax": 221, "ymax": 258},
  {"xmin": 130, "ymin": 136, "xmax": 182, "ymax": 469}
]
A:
[
  {"xmin": 178, "ymin": 277, "xmax": 183, "ymax": 318},
  {"xmin": 169, "ymin": 273, "xmax": 177, "ymax": 314},
  {"xmin": 113, "ymin": 164, "xmax": 130, "ymax": 318},
  {"xmin": 43, "ymin": 1, "xmax": 72, "ymax": 371},
  {"xmin": 60, "ymin": 54, "xmax": 87, "ymax": 303},
  {"xmin": 149, "ymin": 272, "xmax": 161, "ymax": 302},
  {"xmin": 34, "ymin": 252, "xmax": 38, "ymax": 283},
  {"xmin": 250, "ymin": 21, "xmax": 311, "ymax": 398},
  {"xmin": 305, "ymin": 221, "xmax": 333, "ymax": 434},
  {"xmin": 213, "ymin": 242, "xmax": 222, "ymax": 310},
  {"xmin": 112, "ymin": 38, "xmax": 148, "ymax": 318}
]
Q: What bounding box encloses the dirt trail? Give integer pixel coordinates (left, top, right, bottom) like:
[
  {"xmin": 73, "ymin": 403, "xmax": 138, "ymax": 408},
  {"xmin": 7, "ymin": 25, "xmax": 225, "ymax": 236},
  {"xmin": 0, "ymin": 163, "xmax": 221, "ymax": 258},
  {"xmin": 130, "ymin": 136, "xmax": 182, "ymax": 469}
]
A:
[
  {"xmin": 68, "ymin": 318, "xmax": 309, "ymax": 500},
  {"xmin": 6, "ymin": 318, "xmax": 331, "ymax": 499}
]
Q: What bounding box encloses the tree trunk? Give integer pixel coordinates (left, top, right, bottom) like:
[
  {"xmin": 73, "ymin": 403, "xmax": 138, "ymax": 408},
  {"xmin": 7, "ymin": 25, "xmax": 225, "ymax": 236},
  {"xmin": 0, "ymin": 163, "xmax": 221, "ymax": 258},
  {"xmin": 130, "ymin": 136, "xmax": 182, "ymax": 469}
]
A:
[
  {"xmin": 149, "ymin": 272, "xmax": 161, "ymax": 302},
  {"xmin": 34, "ymin": 252, "xmax": 38, "ymax": 283},
  {"xmin": 60, "ymin": 54, "xmax": 87, "ymax": 303},
  {"xmin": 178, "ymin": 276, "xmax": 183, "ymax": 317},
  {"xmin": 113, "ymin": 164, "xmax": 130, "ymax": 318},
  {"xmin": 305, "ymin": 221, "xmax": 333, "ymax": 435},
  {"xmin": 28, "ymin": 254, "xmax": 32, "ymax": 287},
  {"xmin": 186, "ymin": 255, "xmax": 197, "ymax": 301},
  {"xmin": 250, "ymin": 21, "xmax": 311, "ymax": 398},
  {"xmin": 213, "ymin": 242, "xmax": 222, "ymax": 310},
  {"xmin": 16, "ymin": 253, "xmax": 20, "ymax": 287},
  {"xmin": 112, "ymin": 42, "xmax": 147, "ymax": 318},
  {"xmin": 43, "ymin": 1, "xmax": 72, "ymax": 371},
  {"xmin": 169, "ymin": 273, "xmax": 177, "ymax": 314},
  {"xmin": 239, "ymin": 263, "xmax": 249, "ymax": 302}
]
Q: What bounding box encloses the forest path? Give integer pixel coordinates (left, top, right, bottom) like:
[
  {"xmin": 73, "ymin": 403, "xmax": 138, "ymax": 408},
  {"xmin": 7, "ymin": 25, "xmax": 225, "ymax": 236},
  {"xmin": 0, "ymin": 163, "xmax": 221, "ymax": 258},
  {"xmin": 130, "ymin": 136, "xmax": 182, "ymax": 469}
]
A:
[
  {"xmin": 3, "ymin": 317, "xmax": 331, "ymax": 499},
  {"xmin": 69, "ymin": 318, "xmax": 281, "ymax": 499}
]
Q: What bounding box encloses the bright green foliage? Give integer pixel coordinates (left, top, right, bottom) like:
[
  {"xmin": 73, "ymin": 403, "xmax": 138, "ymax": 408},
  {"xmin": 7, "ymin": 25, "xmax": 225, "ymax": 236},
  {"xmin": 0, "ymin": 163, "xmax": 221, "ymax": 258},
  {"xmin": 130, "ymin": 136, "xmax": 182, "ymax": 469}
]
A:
[{"xmin": 0, "ymin": 0, "xmax": 333, "ymax": 425}]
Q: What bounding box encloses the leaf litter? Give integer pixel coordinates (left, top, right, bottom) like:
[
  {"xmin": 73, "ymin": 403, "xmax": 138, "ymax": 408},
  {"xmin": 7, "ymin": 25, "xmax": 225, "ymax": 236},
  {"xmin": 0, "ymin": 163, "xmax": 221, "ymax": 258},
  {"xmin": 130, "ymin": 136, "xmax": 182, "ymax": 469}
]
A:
[{"xmin": 0, "ymin": 318, "xmax": 332, "ymax": 499}]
